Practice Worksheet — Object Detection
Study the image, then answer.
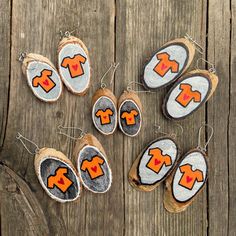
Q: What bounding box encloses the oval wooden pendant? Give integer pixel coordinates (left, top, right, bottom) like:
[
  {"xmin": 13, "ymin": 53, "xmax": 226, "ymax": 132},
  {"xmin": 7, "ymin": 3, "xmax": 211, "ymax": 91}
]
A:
[
  {"xmin": 164, "ymin": 149, "xmax": 208, "ymax": 213},
  {"xmin": 129, "ymin": 137, "xmax": 178, "ymax": 191},
  {"xmin": 163, "ymin": 70, "xmax": 218, "ymax": 120},
  {"xmin": 34, "ymin": 148, "xmax": 81, "ymax": 203},
  {"xmin": 58, "ymin": 36, "xmax": 91, "ymax": 95},
  {"xmin": 21, "ymin": 53, "xmax": 62, "ymax": 102},
  {"xmin": 74, "ymin": 134, "xmax": 112, "ymax": 193},
  {"xmin": 118, "ymin": 91, "xmax": 142, "ymax": 137},
  {"xmin": 143, "ymin": 38, "xmax": 195, "ymax": 89},
  {"xmin": 92, "ymin": 88, "xmax": 117, "ymax": 135}
]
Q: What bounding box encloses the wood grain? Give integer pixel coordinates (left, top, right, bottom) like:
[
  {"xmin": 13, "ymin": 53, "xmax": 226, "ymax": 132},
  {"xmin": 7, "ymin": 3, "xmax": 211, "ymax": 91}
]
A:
[{"xmin": 0, "ymin": 0, "xmax": 235, "ymax": 235}]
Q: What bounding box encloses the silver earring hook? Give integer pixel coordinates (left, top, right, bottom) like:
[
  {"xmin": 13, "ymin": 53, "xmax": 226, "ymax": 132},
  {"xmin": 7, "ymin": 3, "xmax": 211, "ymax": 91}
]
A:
[
  {"xmin": 154, "ymin": 124, "xmax": 183, "ymax": 139},
  {"xmin": 57, "ymin": 125, "xmax": 85, "ymax": 140},
  {"xmin": 184, "ymin": 33, "xmax": 204, "ymax": 55},
  {"xmin": 18, "ymin": 52, "xmax": 27, "ymax": 62},
  {"xmin": 196, "ymin": 58, "xmax": 216, "ymax": 73},
  {"xmin": 100, "ymin": 62, "xmax": 119, "ymax": 89},
  {"xmin": 16, "ymin": 132, "xmax": 40, "ymax": 155},
  {"xmin": 197, "ymin": 123, "xmax": 214, "ymax": 152},
  {"xmin": 127, "ymin": 81, "xmax": 155, "ymax": 93},
  {"xmin": 59, "ymin": 30, "xmax": 76, "ymax": 39}
]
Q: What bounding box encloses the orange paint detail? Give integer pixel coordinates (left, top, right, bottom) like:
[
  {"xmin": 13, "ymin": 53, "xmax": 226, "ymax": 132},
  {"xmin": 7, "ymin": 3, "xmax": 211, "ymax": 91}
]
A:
[
  {"xmin": 32, "ymin": 69, "xmax": 56, "ymax": 93},
  {"xmin": 179, "ymin": 164, "xmax": 204, "ymax": 190},
  {"xmin": 95, "ymin": 108, "xmax": 113, "ymax": 125},
  {"xmin": 61, "ymin": 54, "xmax": 87, "ymax": 78},
  {"xmin": 175, "ymin": 84, "xmax": 201, "ymax": 107},
  {"xmin": 146, "ymin": 148, "xmax": 172, "ymax": 174},
  {"xmin": 153, "ymin": 52, "xmax": 179, "ymax": 77},
  {"xmin": 81, "ymin": 156, "xmax": 105, "ymax": 180},
  {"xmin": 121, "ymin": 109, "xmax": 138, "ymax": 125},
  {"xmin": 47, "ymin": 167, "xmax": 73, "ymax": 193}
]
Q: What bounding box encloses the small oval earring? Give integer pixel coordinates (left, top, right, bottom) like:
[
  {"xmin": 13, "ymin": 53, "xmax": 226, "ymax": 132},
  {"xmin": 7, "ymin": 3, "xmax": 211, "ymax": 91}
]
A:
[
  {"xmin": 91, "ymin": 63, "xmax": 119, "ymax": 135},
  {"xmin": 19, "ymin": 52, "xmax": 63, "ymax": 102},
  {"xmin": 118, "ymin": 82, "xmax": 151, "ymax": 137},
  {"xmin": 16, "ymin": 133, "xmax": 81, "ymax": 203},
  {"xmin": 129, "ymin": 124, "xmax": 181, "ymax": 191},
  {"xmin": 164, "ymin": 123, "xmax": 213, "ymax": 213},
  {"xmin": 57, "ymin": 30, "xmax": 91, "ymax": 95},
  {"xmin": 58, "ymin": 125, "xmax": 112, "ymax": 194}
]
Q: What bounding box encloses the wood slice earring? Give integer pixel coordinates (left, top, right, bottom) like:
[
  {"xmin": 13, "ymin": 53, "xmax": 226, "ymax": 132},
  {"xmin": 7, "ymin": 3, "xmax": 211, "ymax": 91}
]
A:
[
  {"xmin": 129, "ymin": 125, "xmax": 181, "ymax": 192},
  {"xmin": 164, "ymin": 124, "xmax": 213, "ymax": 213},
  {"xmin": 16, "ymin": 133, "xmax": 81, "ymax": 203},
  {"xmin": 163, "ymin": 59, "xmax": 218, "ymax": 120},
  {"xmin": 118, "ymin": 82, "xmax": 147, "ymax": 137},
  {"xmin": 57, "ymin": 30, "xmax": 91, "ymax": 95},
  {"xmin": 92, "ymin": 63, "xmax": 119, "ymax": 135},
  {"xmin": 19, "ymin": 52, "xmax": 63, "ymax": 102},
  {"xmin": 58, "ymin": 125, "xmax": 112, "ymax": 194},
  {"xmin": 142, "ymin": 34, "xmax": 203, "ymax": 90}
]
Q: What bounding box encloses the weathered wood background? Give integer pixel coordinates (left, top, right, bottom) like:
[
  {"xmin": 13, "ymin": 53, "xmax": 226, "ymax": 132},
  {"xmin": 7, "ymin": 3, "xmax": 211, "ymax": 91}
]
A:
[{"xmin": 0, "ymin": 0, "xmax": 234, "ymax": 235}]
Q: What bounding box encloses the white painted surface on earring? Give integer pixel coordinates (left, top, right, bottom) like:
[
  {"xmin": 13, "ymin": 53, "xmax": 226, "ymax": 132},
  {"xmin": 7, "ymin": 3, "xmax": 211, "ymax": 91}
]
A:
[
  {"xmin": 172, "ymin": 151, "xmax": 207, "ymax": 202},
  {"xmin": 58, "ymin": 43, "xmax": 90, "ymax": 94},
  {"xmin": 143, "ymin": 44, "xmax": 188, "ymax": 89},
  {"xmin": 92, "ymin": 96, "xmax": 117, "ymax": 135},
  {"xmin": 165, "ymin": 75, "xmax": 210, "ymax": 119},
  {"xmin": 26, "ymin": 61, "xmax": 62, "ymax": 102},
  {"xmin": 138, "ymin": 138, "xmax": 177, "ymax": 185}
]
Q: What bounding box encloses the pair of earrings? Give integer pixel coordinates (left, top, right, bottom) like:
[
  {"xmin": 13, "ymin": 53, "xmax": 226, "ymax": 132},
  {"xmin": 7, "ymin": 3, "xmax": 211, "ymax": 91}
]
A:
[
  {"xmin": 19, "ymin": 31, "xmax": 90, "ymax": 102},
  {"xmin": 143, "ymin": 34, "xmax": 219, "ymax": 119},
  {"xmin": 16, "ymin": 126, "xmax": 112, "ymax": 203},
  {"xmin": 129, "ymin": 124, "xmax": 213, "ymax": 213},
  {"xmin": 91, "ymin": 64, "xmax": 143, "ymax": 137}
]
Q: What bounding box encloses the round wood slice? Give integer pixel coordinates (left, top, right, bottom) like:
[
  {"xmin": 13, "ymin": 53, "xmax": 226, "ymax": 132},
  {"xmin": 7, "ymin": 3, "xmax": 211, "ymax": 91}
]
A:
[
  {"xmin": 73, "ymin": 134, "xmax": 112, "ymax": 193},
  {"xmin": 129, "ymin": 137, "xmax": 178, "ymax": 191},
  {"xmin": 143, "ymin": 38, "xmax": 195, "ymax": 89},
  {"xmin": 163, "ymin": 69, "xmax": 218, "ymax": 120},
  {"xmin": 164, "ymin": 149, "xmax": 208, "ymax": 213},
  {"xmin": 22, "ymin": 53, "xmax": 63, "ymax": 102},
  {"xmin": 118, "ymin": 90, "xmax": 142, "ymax": 137},
  {"xmin": 34, "ymin": 148, "xmax": 81, "ymax": 203},
  {"xmin": 58, "ymin": 36, "xmax": 91, "ymax": 95},
  {"xmin": 92, "ymin": 88, "xmax": 117, "ymax": 135}
]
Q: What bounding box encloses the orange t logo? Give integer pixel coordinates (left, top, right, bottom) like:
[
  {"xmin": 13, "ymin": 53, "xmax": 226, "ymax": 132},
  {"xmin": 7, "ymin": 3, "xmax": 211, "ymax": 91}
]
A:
[
  {"xmin": 81, "ymin": 156, "xmax": 105, "ymax": 180},
  {"xmin": 175, "ymin": 84, "xmax": 201, "ymax": 107},
  {"xmin": 61, "ymin": 54, "xmax": 87, "ymax": 78},
  {"xmin": 32, "ymin": 69, "xmax": 56, "ymax": 93},
  {"xmin": 153, "ymin": 52, "xmax": 179, "ymax": 77},
  {"xmin": 121, "ymin": 109, "xmax": 138, "ymax": 125},
  {"xmin": 47, "ymin": 167, "xmax": 73, "ymax": 193},
  {"xmin": 146, "ymin": 148, "xmax": 172, "ymax": 174},
  {"xmin": 95, "ymin": 108, "xmax": 113, "ymax": 125},
  {"xmin": 178, "ymin": 164, "xmax": 204, "ymax": 190}
]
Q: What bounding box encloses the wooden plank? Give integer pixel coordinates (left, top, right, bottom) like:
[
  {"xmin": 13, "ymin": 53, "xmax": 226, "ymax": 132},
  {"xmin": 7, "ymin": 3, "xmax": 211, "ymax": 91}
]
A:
[
  {"xmin": 0, "ymin": 0, "xmax": 11, "ymax": 147},
  {"xmin": 207, "ymin": 0, "xmax": 231, "ymax": 235},
  {"xmin": 0, "ymin": 0, "xmax": 119, "ymax": 235},
  {"xmin": 229, "ymin": 1, "xmax": 236, "ymax": 234},
  {"xmin": 116, "ymin": 0, "xmax": 207, "ymax": 235}
]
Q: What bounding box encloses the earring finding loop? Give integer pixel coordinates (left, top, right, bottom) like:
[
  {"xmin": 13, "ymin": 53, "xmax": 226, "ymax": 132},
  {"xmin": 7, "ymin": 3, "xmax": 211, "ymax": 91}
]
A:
[
  {"xmin": 16, "ymin": 132, "xmax": 40, "ymax": 155},
  {"xmin": 154, "ymin": 124, "xmax": 183, "ymax": 139},
  {"xmin": 57, "ymin": 125, "xmax": 85, "ymax": 140},
  {"xmin": 127, "ymin": 81, "xmax": 155, "ymax": 93},
  {"xmin": 59, "ymin": 30, "xmax": 76, "ymax": 39},
  {"xmin": 184, "ymin": 33, "xmax": 204, "ymax": 55},
  {"xmin": 197, "ymin": 123, "xmax": 214, "ymax": 152},
  {"xmin": 100, "ymin": 62, "xmax": 119, "ymax": 89},
  {"xmin": 196, "ymin": 58, "xmax": 216, "ymax": 74},
  {"xmin": 18, "ymin": 52, "xmax": 27, "ymax": 62}
]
